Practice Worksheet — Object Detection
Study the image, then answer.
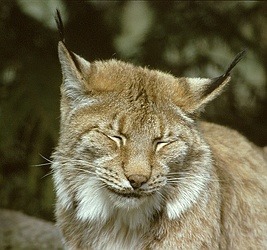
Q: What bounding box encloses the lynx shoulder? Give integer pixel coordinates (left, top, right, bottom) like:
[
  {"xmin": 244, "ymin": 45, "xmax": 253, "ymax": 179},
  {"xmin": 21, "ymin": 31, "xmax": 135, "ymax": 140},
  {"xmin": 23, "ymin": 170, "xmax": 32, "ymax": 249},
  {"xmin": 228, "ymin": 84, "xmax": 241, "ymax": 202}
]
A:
[{"xmin": 52, "ymin": 16, "xmax": 267, "ymax": 249}]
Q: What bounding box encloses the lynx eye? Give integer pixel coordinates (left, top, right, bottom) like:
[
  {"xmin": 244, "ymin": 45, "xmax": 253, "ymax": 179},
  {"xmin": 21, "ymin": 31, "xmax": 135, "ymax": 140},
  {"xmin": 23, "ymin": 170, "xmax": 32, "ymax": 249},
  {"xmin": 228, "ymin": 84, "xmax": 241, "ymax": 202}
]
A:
[
  {"xmin": 155, "ymin": 137, "xmax": 179, "ymax": 151},
  {"xmin": 107, "ymin": 135, "xmax": 125, "ymax": 147},
  {"xmin": 155, "ymin": 141, "xmax": 169, "ymax": 151}
]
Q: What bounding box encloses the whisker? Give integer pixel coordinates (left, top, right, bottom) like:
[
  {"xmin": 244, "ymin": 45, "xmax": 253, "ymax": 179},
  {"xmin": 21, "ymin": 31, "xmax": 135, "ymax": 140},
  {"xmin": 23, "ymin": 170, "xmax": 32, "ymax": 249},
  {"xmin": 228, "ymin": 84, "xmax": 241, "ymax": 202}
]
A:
[
  {"xmin": 167, "ymin": 176, "xmax": 198, "ymax": 180},
  {"xmin": 74, "ymin": 168, "xmax": 95, "ymax": 175},
  {"xmin": 32, "ymin": 154, "xmax": 55, "ymax": 167},
  {"xmin": 33, "ymin": 162, "xmax": 52, "ymax": 167},
  {"xmin": 41, "ymin": 169, "xmax": 54, "ymax": 179},
  {"xmin": 167, "ymin": 176, "xmax": 223, "ymax": 184},
  {"xmin": 39, "ymin": 154, "xmax": 54, "ymax": 163}
]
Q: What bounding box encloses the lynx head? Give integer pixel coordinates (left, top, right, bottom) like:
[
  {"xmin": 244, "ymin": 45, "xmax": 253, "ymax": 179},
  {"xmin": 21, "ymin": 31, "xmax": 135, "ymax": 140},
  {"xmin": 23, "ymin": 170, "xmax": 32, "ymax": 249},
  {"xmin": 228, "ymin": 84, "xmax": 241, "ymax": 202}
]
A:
[{"xmin": 52, "ymin": 38, "xmax": 245, "ymax": 227}]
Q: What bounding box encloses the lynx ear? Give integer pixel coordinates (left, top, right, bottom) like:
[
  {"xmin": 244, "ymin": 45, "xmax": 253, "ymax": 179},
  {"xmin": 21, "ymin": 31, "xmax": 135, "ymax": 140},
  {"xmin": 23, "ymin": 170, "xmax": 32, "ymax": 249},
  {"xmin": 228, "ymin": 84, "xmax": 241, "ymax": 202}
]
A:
[
  {"xmin": 55, "ymin": 10, "xmax": 91, "ymax": 100},
  {"xmin": 183, "ymin": 50, "xmax": 246, "ymax": 114},
  {"xmin": 58, "ymin": 41, "xmax": 91, "ymax": 100}
]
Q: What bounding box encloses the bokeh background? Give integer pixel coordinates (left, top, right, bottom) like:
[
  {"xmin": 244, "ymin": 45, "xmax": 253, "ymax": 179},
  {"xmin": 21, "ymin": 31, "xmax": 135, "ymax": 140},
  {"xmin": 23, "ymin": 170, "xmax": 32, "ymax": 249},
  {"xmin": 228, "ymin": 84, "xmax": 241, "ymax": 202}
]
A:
[{"xmin": 0, "ymin": 0, "xmax": 266, "ymax": 221}]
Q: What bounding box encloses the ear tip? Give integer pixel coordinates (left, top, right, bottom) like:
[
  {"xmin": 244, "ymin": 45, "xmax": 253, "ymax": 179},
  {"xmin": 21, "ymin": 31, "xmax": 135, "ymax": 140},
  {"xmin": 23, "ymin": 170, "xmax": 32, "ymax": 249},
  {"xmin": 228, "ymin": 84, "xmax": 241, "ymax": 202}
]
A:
[
  {"xmin": 226, "ymin": 75, "xmax": 231, "ymax": 82},
  {"xmin": 58, "ymin": 41, "xmax": 65, "ymax": 48},
  {"xmin": 58, "ymin": 41, "xmax": 68, "ymax": 53},
  {"xmin": 57, "ymin": 41, "xmax": 71, "ymax": 64}
]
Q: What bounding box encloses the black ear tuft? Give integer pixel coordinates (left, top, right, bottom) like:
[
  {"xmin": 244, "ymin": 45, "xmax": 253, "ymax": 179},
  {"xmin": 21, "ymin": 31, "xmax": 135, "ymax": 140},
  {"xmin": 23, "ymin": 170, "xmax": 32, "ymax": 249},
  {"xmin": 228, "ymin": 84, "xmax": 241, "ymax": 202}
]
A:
[
  {"xmin": 223, "ymin": 49, "xmax": 247, "ymax": 77},
  {"xmin": 204, "ymin": 49, "xmax": 246, "ymax": 96},
  {"xmin": 55, "ymin": 9, "xmax": 65, "ymax": 43}
]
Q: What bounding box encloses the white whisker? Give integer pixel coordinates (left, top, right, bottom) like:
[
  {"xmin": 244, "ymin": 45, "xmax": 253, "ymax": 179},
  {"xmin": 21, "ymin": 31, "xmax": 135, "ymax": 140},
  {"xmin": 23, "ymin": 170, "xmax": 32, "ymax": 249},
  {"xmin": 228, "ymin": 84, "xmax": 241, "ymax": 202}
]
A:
[
  {"xmin": 33, "ymin": 162, "xmax": 52, "ymax": 167},
  {"xmin": 41, "ymin": 170, "xmax": 54, "ymax": 179},
  {"xmin": 39, "ymin": 154, "xmax": 54, "ymax": 163}
]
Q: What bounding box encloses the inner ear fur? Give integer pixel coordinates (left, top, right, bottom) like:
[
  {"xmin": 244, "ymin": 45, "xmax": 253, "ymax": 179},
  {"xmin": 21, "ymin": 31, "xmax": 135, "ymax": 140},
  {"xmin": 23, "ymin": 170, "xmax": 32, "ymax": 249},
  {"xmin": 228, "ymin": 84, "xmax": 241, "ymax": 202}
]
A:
[{"xmin": 58, "ymin": 41, "xmax": 91, "ymax": 100}]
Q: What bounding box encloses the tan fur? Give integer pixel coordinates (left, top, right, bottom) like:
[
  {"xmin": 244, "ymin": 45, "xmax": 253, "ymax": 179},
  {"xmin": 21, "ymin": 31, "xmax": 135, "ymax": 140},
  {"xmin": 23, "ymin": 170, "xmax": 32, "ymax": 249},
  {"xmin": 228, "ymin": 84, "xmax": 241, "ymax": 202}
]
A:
[{"xmin": 52, "ymin": 41, "xmax": 267, "ymax": 249}]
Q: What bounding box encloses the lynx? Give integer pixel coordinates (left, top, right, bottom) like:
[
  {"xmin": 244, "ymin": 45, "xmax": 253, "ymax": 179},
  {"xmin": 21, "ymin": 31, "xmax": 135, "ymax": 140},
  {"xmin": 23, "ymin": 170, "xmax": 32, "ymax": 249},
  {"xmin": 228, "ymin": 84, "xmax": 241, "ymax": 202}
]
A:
[{"xmin": 52, "ymin": 13, "xmax": 267, "ymax": 250}]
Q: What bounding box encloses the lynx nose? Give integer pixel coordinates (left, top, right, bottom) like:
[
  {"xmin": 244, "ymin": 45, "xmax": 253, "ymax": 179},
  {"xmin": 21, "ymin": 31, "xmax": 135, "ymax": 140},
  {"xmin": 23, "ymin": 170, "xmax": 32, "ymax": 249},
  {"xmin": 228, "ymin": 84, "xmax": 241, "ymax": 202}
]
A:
[{"xmin": 128, "ymin": 174, "xmax": 148, "ymax": 189}]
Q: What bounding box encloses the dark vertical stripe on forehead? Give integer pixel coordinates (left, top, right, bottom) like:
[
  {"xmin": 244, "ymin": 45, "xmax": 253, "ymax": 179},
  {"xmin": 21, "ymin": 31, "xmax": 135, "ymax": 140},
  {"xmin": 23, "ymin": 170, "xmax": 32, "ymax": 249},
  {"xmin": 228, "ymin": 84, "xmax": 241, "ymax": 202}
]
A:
[
  {"xmin": 157, "ymin": 115, "xmax": 167, "ymax": 139},
  {"xmin": 111, "ymin": 113, "xmax": 126, "ymax": 135}
]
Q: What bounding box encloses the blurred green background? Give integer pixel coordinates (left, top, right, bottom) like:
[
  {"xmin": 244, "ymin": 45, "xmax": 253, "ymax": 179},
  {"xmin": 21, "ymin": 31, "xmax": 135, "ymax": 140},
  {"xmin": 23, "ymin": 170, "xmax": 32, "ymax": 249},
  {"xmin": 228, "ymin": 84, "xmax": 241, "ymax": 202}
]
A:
[{"xmin": 0, "ymin": 0, "xmax": 266, "ymax": 221}]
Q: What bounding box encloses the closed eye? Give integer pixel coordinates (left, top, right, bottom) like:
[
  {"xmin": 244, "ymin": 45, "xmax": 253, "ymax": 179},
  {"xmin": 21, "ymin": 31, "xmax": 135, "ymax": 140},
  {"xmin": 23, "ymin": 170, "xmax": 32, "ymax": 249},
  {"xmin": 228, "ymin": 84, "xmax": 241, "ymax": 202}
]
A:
[
  {"xmin": 107, "ymin": 135, "xmax": 125, "ymax": 147},
  {"xmin": 155, "ymin": 141, "xmax": 170, "ymax": 151},
  {"xmin": 155, "ymin": 138, "xmax": 180, "ymax": 151}
]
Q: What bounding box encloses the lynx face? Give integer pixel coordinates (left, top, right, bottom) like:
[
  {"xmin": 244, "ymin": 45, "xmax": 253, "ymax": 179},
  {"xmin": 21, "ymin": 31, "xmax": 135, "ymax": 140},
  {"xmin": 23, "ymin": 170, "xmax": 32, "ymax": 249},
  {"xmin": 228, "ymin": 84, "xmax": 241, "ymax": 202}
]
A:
[
  {"xmin": 52, "ymin": 42, "xmax": 244, "ymax": 228},
  {"xmin": 56, "ymin": 100, "xmax": 210, "ymax": 222}
]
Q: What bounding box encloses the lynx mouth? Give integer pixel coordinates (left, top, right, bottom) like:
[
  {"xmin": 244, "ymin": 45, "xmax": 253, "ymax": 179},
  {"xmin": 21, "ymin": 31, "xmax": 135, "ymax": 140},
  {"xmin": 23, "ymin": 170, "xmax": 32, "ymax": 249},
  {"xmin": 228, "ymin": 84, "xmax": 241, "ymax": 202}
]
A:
[
  {"xmin": 107, "ymin": 188, "xmax": 142, "ymax": 199},
  {"xmin": 109, "ymin": 190, "xmax": 147, "ymax": 209},
  {"xmin": 117, "ymin": 192, "xmax": 141, "ymax": 198}
]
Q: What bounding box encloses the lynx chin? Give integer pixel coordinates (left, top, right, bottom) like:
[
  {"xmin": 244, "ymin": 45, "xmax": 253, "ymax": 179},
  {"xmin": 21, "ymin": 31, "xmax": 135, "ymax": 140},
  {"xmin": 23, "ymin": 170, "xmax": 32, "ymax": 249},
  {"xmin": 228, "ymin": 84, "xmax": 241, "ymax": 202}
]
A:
[{"xmin": 51, "ymin": 14, "xmax": 267, "ymax": 250}]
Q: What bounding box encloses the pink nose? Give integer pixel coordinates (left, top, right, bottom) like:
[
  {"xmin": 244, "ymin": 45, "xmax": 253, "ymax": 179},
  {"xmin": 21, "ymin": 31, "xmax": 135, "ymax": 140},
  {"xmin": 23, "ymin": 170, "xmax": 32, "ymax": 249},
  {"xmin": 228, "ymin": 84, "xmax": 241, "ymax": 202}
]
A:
[{"xmin": 128, "ymin": 174, "xmax": 148, "ymax": 189}]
